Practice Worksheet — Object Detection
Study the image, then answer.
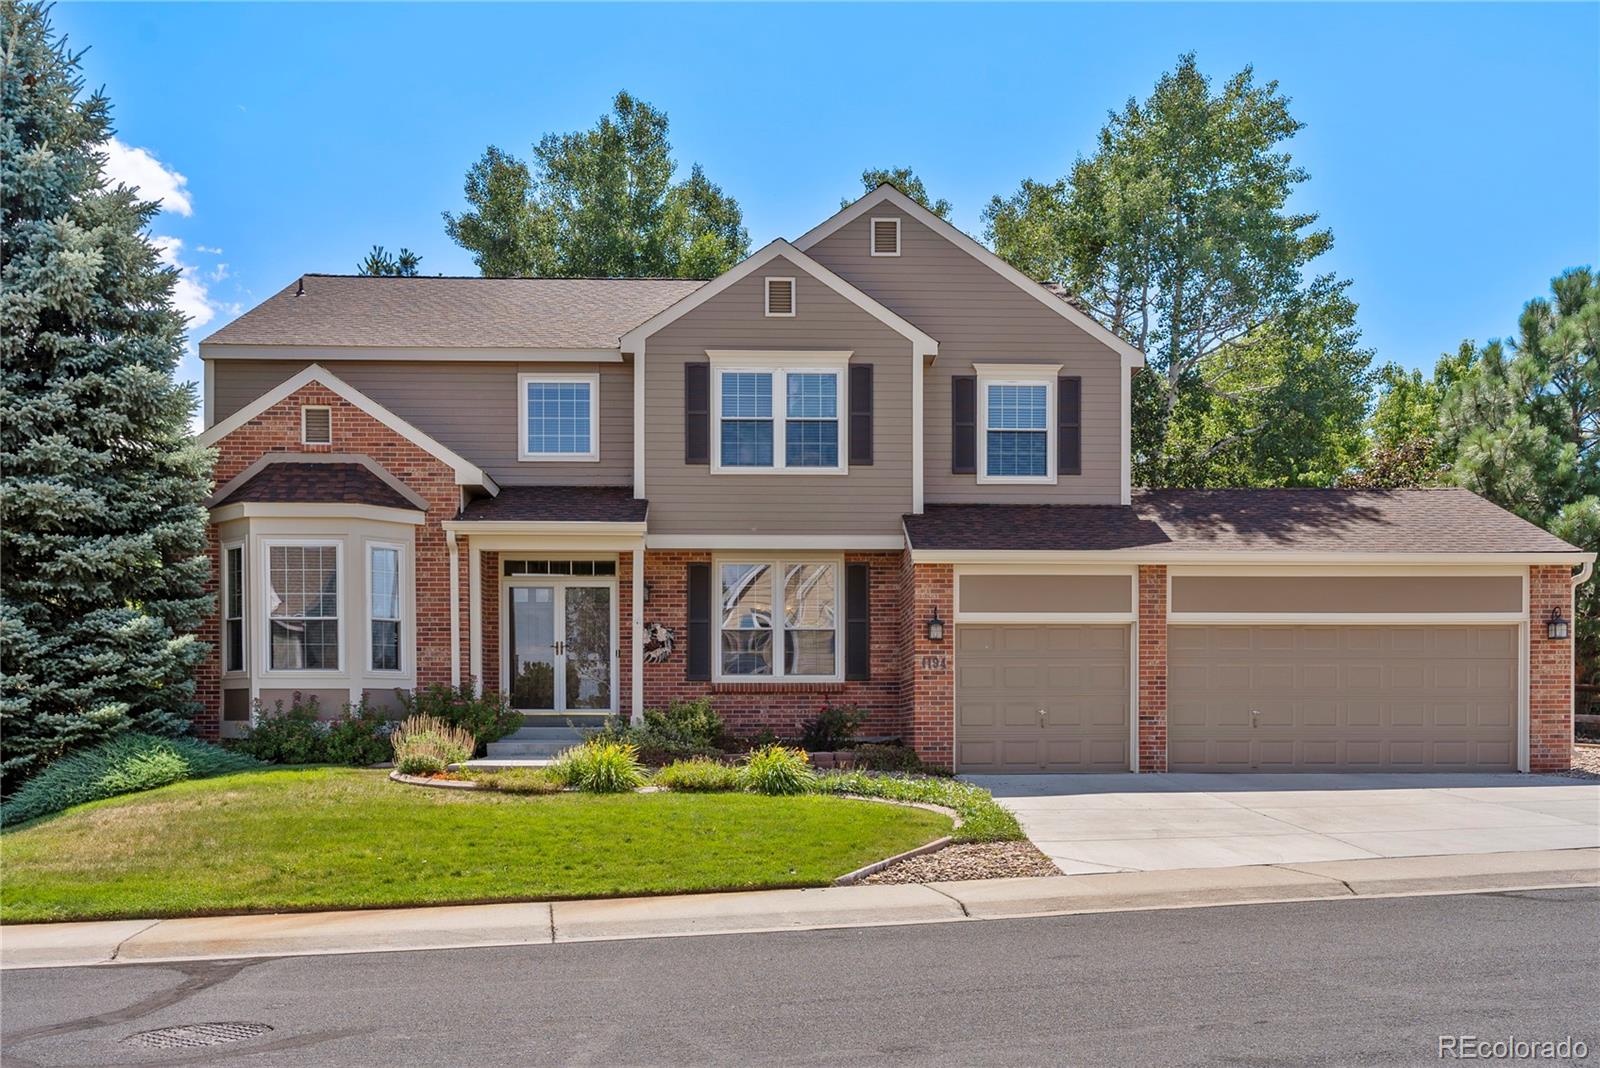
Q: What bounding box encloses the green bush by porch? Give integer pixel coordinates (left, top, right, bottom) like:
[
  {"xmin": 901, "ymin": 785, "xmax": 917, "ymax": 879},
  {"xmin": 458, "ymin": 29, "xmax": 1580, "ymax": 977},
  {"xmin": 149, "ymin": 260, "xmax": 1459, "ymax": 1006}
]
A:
[{"xmin": 0, "ymin": 768, "xmax": 951, "ymax": 924}]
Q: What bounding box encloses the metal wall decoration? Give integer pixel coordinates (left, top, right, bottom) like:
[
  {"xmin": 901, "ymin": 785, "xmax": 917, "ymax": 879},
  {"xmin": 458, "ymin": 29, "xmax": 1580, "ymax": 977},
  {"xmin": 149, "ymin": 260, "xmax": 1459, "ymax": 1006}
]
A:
[{"xmin": 642, "ymin": 622, "xmax": 676, "ymax": 664}]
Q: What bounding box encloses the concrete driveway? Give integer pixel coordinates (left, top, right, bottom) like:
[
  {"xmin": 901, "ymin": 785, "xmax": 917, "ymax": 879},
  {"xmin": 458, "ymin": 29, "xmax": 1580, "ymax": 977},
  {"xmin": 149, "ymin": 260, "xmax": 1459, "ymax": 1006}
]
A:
[{"xmin": 964, "ymin": 773, "xmax": 1600, "ymax": 875}]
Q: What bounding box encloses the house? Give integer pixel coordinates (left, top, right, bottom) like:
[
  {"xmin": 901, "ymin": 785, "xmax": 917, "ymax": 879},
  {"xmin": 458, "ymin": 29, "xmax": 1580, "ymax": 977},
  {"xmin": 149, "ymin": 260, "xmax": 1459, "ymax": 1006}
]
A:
[{"xmin": 194, "ymin": 185, "xmax": 1592, "ymax": 773}]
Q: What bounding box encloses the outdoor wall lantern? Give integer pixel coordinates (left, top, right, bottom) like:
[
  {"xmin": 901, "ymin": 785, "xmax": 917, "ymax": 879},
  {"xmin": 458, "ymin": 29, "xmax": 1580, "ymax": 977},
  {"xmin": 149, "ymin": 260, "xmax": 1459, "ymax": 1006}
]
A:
[
  {"xmin": 1547, "ymin": 607, "xmax": 1570, "ymax": 641},
  {"xmin": 927, "ymin": 610, "xmax": 946, "ymax": 643}
]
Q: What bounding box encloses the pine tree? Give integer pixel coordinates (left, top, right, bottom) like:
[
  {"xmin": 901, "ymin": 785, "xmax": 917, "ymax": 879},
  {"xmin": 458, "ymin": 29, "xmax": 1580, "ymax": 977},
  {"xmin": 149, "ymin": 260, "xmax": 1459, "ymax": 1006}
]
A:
[{"xmin": 1, "ymin": 0, "xmax": 213, "ymax": 786}]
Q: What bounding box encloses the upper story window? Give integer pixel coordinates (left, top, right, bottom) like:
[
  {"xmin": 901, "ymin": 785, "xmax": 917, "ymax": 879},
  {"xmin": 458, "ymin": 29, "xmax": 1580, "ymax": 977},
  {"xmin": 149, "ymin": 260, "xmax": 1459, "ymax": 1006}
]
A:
[
  {"xmin": 870, "ymin": 217, "xmax": 901, "ymax": 257},
  {"xmin": 709, "ymin": 354, "xmax": 849, "ymax": 474},
  {"xmin": 267, "ymin": 542, "xmax": 340, "ymax": 671},
  {"xmin": 764, "ymin": 277, "xmax": 795, "ymax": 317},
  {"xmin": 977, "ymin": 366, "xmax": 1057, "ymax": 484},
  {"xmin": 520, "ymin": 373, "xmax": 599, "ymax": 462},
  {"xmin": 718, "ymin": 559, "xmax": 840, "ymax": 681}
]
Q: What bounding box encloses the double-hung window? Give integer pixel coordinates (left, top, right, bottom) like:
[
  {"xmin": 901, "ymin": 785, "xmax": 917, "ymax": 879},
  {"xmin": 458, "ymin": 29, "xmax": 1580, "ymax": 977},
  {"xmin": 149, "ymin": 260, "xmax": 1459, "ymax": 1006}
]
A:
[
  {"xmin": 711, "ymin": 354, "xmax": 848, "ymax": 473},
  {"xmin": 267, "ymin": 543, "xmax": 341, "ymax": 671},
  {"xmin": 223, "ymin": 543, "xmax": 245, "ymax": 673},
  {"xmin": 717, "ymin": 559, "xmax": 839, "ymax": 680},
  {"xmin": 368, "ymin": 543, "xmax": 403, "ymax": 672},
  {"xmin": 520, "ymin": 373, "xmax": 599, "ymax": 461},
  {"xmin": 977, "ymin": 366, "xmax": 1057, "ymax": 483}
]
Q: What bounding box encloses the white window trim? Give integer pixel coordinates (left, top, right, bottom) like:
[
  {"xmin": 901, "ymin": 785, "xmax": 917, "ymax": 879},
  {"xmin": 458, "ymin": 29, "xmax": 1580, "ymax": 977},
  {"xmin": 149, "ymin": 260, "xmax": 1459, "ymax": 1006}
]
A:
[
  {"xmin": 366, "ymin": 541, "xmax": 407, "ymax": 674},
  {"xmin": 713, "ymin": 555, "xmax": 845, "ymax": 684},
  {"xmin": 222, "ymin": 541, "xmax": 246, "ymax": 675},
  {"xmin": 260, "ymin": 539, "xmax": 344, "ymax": 676},
  {"xmin": 300, "ymin": 405, "xmax": 332, "ymax": 446},
  {"xmin": 976, "ymin": 366, "xmax": 1058, "ymax": 485},
  {"xmin": 707, "ymin": 351, "xmax": 850, "ymax": 476},
  {"xmin": 869, "ymin": 216, "xmax": 901, "ymax": 257},
  {"xmin": 518, "ymin": 372, "xmax": 600, "ymax": 463},
  {"xmin": 764, "ymin": 276, "xmax": 796, "ymax": 317}
]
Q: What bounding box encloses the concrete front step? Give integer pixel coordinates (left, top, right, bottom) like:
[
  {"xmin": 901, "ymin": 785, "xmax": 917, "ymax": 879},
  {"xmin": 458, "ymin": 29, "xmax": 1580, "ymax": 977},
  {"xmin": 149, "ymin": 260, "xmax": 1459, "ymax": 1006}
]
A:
[
  {"xmin": 486, "ymin": 741, "xmax": 575, "ymax": 759},
  {"xmin": 504, "ymin": 726, "xmax": 594, "ymax": 741}
]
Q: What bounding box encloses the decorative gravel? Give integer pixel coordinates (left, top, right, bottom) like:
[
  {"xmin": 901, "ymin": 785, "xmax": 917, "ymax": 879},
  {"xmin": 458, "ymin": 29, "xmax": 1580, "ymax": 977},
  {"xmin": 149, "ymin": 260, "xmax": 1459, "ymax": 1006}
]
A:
[
  {"xmin": 1561, "ymin": 743, "xmax": 1600, "ymax": 781},
  {"xmin": 863, "ymin": 841, "xmax": 1061, "ymax": 884}
]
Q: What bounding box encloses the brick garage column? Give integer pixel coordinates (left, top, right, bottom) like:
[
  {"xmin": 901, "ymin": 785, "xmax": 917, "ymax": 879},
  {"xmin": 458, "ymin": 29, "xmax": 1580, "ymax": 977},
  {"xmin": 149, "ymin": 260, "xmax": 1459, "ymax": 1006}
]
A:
[
  {"xmin": 1529, "ymin": 564, "xmax": 1576, "ymax": 773},
  {"xmin": 903, "ymin": 559, "xmax": 954, "ymax": 770},
  {"xmin": 1137, "ymin": 564, "xmax": 1168, "ymax": 772}
]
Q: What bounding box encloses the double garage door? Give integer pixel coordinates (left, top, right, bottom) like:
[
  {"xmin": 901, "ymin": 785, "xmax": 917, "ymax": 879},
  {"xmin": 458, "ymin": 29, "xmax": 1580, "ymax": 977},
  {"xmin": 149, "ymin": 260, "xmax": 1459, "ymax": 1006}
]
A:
[{"xmin": 955, "ymin": 622, "xmax": 1518, "ymax": 774}]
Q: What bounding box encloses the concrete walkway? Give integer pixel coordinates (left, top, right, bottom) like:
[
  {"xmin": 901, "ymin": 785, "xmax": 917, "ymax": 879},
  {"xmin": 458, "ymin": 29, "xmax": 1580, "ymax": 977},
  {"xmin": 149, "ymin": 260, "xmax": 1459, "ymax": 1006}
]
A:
[
  {"xmin": 965, "ymin": 773, "xmax": 1600, "ymax": 875},
  {"xmin": 3, "ymin": 848, "xmax": 1595, "ymax": 970}
]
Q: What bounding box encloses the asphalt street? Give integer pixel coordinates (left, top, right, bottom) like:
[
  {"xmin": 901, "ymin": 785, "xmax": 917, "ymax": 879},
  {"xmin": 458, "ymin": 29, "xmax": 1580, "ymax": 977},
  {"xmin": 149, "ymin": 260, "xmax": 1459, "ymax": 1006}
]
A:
[{"xmin": 3, "ymin": 888, "xmax": 1596, "ymax": 1067}]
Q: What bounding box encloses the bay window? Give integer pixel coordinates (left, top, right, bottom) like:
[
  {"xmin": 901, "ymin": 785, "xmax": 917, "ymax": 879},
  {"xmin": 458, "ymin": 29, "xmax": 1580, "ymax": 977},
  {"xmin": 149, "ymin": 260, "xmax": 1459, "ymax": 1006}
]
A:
[
  {"xmin": 717, "ymin": 559, "xmax": 839, "ymax": 680},
  {"xmin": 223, "ymin": 543, "xmax": 245, "ymax": 673},
  {"xmin": 368, "ymin": 543, "xmax": 403, "ymax": 672},
  {"xmin": 267, "ymin": 543, "xmax": 341, "ymax": 671}
]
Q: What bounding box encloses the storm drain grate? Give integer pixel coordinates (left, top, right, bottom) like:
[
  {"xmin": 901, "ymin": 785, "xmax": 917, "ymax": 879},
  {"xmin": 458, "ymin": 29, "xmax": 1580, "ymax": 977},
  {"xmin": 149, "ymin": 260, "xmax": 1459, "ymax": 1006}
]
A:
[{"xmin": 124, "ymin": 1022, "xmax": 274, "ymax": 1050}]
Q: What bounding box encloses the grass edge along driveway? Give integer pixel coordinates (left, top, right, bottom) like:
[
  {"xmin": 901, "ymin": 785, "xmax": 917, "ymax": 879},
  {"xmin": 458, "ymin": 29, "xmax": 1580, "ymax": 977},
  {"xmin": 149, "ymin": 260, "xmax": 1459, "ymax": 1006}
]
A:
[{"xmin": 0, "ymin": 767, "xmax": 953, "ymax": 923}]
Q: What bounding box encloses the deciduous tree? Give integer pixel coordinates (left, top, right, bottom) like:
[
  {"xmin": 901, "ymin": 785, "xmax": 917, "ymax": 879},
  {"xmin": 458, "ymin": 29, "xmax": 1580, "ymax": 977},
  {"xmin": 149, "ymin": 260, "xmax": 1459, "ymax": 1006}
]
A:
[{"xmin": 846, "ymin": 167, "xmax": 951, "ymax": 218}]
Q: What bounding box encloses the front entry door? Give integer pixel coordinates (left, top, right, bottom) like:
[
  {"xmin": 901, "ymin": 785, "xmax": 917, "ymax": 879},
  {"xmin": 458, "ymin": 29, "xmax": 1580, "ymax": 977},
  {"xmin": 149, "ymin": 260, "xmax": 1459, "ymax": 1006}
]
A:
[{"xmin": 506, "ymin": 582, "xmax": 615, "ymax": 713}]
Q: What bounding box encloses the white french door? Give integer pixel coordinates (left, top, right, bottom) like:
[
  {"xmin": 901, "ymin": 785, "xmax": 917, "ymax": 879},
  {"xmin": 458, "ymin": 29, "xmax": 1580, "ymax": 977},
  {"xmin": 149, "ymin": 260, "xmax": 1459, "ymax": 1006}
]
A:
[{"xmin": 502, "ymin": 580, "xmax": 616, "ymax": 713}]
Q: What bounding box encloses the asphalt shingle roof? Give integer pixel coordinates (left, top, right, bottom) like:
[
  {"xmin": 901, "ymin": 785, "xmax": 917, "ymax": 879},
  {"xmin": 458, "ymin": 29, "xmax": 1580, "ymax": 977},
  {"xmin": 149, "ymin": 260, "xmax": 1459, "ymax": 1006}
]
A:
[
  {"xmin": 215, "ymin": 463, "xmax": 419, "ymax": 511},
  {"xmin": 903, "ymin": 488, "xmax": 1580, "ymax": 555},
  {"xmin": 202, "ymin": 275, "xmax": 705, "ymax": 350},
  {"xmin": 458, "ymin": 486, "xmax": 648, "ymax": 524}
]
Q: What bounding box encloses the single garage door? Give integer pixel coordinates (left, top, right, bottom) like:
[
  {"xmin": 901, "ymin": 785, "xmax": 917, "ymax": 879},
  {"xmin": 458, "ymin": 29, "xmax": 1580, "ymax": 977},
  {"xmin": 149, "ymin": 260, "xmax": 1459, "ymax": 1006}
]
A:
[
  {"xmin": 1168, "ymin": 625, "xmax": 1518, "ymax": 771},
  {"xmin": 956, "ymin": 625, "xmax": 1130, "ymax": 773}
]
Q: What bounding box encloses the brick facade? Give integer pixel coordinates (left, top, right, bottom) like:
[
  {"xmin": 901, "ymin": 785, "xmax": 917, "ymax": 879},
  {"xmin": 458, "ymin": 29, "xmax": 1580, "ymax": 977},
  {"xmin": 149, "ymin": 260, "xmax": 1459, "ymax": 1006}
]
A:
[
  {"xmin": 1528, "ymin": 564, "xmax": 1576, "ymax": 773},
  {"xmin": 902, "ymin": 559, "xmax": 954, "ymax": 769},
  {"xmin": 1136, "ymin": 564, "xmax": 1168, "ymax": 773}
]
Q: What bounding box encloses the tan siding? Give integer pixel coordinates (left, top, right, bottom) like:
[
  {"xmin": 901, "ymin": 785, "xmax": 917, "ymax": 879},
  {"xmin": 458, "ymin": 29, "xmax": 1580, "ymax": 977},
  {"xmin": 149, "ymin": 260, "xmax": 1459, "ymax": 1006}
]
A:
[
  {"xmin": 644, "ymin": 255, "xmax": 914, "ymax": 535},
  {"xmin": 959, "ymin": 573, "xmax": 1133, "ymax": 615},
  {"xmin": 210, "ymin": 359, "xmax": 634, "ymax": 486},
  {"xmin": 1171, "ymin": 575, "xmax": 1525, "ymax": 615},
  {"xmin": 806, "ymin": 212, "xmax": 1124, "ymax": 505}
]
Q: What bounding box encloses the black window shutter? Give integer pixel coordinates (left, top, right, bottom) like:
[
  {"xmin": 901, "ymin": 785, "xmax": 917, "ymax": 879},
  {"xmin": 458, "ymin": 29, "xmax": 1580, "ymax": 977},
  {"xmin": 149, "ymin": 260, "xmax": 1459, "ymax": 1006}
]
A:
[
  {"xmin": 1058, "ymin": 375, "xmax": 1082, "ymax": 476},
  {"xmin": 684, "ymin": 363, "xmax": 710, "ymax": 465},
  {"xmin": 848, "ymin": 363, "xmax": 874, "ymax": 466},
  {"xmin": 845, "ymin": 562, "xmax": 871, "ymax": 681},
  {"xmin": 952, "ymin": 374, "xmax": 976, "ymax": 474},
  {"xmin": 686, "ymin": 563, "xmax": 712, "ymax": 680}
]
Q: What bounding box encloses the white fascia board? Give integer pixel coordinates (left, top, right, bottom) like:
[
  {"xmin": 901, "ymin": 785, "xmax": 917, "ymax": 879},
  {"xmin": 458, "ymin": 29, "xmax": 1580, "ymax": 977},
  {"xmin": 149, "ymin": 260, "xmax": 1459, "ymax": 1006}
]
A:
[
  {"xmin": 200, "ymin": 344, "xmax": 622, "ymax": 363},
  {"xmin": 619, "ymin": 240, "xmax": 938, "ymax": 358},
  {"xmin": 909, "ymin": 549, "xmax": 1598, "ymax": 566},
  {"xmin": 196, "ymin": 363, "xmax": 497, "ymax": 492},
  {"xmin": 795, "ymin": 185, "xmax": 1144, "ymax": 369},
  {"xmin": 647, "ymin": 534, "xmax": 906, "ymax": 551},
  {"xmin": 1168, "ymin": 612, "xmax": 1530, "ymax": 626},
  {"xmin": 208, "ymin": 502, "xmax": 425, "ymax": 525}
]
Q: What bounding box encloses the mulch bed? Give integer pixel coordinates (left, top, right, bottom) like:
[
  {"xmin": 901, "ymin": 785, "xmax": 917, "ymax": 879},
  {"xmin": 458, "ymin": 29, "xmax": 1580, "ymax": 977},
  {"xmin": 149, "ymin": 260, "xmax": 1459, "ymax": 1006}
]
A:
[{"xmin": 862, "ymin": 841, "xmax": 1060, "ymax": 884}]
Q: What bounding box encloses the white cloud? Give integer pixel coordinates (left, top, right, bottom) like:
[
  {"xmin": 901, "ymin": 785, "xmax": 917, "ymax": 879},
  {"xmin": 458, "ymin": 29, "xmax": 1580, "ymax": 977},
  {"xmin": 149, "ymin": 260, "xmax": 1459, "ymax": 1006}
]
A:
[
  {"xmin": 152, "ymin": 236, "xmax": 216, "ymax": 329},
  {"xmin": 195, "ymin": 244, "xmax": 224, "ymax": 255},
  {"xmin": 102, "ymin": 138, "xmax": 193, "ymax": 217}
]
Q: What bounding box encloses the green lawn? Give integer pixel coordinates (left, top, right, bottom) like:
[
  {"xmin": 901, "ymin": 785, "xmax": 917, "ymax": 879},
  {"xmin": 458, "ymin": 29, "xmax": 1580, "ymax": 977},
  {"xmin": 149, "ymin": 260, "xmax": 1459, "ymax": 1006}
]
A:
[{"xmin": 0, "ymin": 768, "xmax": 951, "ymax": 923}]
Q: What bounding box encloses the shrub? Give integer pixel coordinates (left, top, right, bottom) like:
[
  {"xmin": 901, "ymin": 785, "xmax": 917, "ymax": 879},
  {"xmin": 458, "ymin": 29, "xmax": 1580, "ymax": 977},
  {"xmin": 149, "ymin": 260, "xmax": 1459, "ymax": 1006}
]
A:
[
  {"xmin": 231, "ymin": 697, "xmax": 391, "ymax": 766},
  {"xmin": 1, "ymin": 733, "xmax": 262, "ymax": 827},
  {"xmin": 588, "ymin": 715, "xmax": 722, "ymax": 766},
  {"xmin": 851, "ymin": 743, "xmax": 925, "ymax": 774},
  {"xmin": 653, "ymin": 757, "xmax": 742, "ymax": 793},
  {"xmin": 391, "ymin": 715, "xmax": 475, "ymax": 777},
  {"xmin": 812, "ymin": 771, "xmax": 1023, "ymax": 843},
  {"xmin": 641, "ymin": 697, "xmax": 725, "ymax": 750},
  {"xmin": 741, "ymin": 744, "xmax": 817, "ymax": 795},
  {"xmin": 398, "ymin": 682, "xmax": 521, "ymax": 751},
  {"xmin": 469, "ymin": 767, "xmax": 565, "ymax": 794},
  {"xmin": 551, "ymin": 738, "xmax": 646, "ymax": 793},
  {"xmin": 800, "ymin": 705, "xmax": 868, "ymax": 751}
]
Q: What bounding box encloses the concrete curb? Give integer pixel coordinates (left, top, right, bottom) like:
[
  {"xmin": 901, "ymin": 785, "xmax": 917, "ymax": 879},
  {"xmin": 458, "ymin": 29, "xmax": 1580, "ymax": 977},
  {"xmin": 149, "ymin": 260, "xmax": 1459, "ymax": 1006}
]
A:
[{"xmin": 3, "ymin": 848, "xmax": 1593, "ymax": 970}]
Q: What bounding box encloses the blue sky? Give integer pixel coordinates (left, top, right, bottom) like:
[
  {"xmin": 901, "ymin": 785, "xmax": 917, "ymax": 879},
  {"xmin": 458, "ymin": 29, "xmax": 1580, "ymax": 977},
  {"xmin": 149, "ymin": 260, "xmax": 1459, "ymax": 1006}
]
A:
[{"xmin": 59, "ymin": 2, "xmax": 1599, "ymax": 393}]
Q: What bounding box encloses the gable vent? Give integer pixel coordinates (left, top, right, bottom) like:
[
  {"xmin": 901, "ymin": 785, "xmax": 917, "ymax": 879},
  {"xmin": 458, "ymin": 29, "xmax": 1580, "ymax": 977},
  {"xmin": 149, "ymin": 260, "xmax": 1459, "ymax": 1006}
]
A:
[
  {"xmin": 871, "ymin": 217, "xmax": 900, "ymax": 257},
  {"xmin": 301, "ymin": 405, "xmax": 332, "ymax": 445},
  {"xmin": 765, "ymin": 277, "xmax": 795, "ymax": 317}
]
